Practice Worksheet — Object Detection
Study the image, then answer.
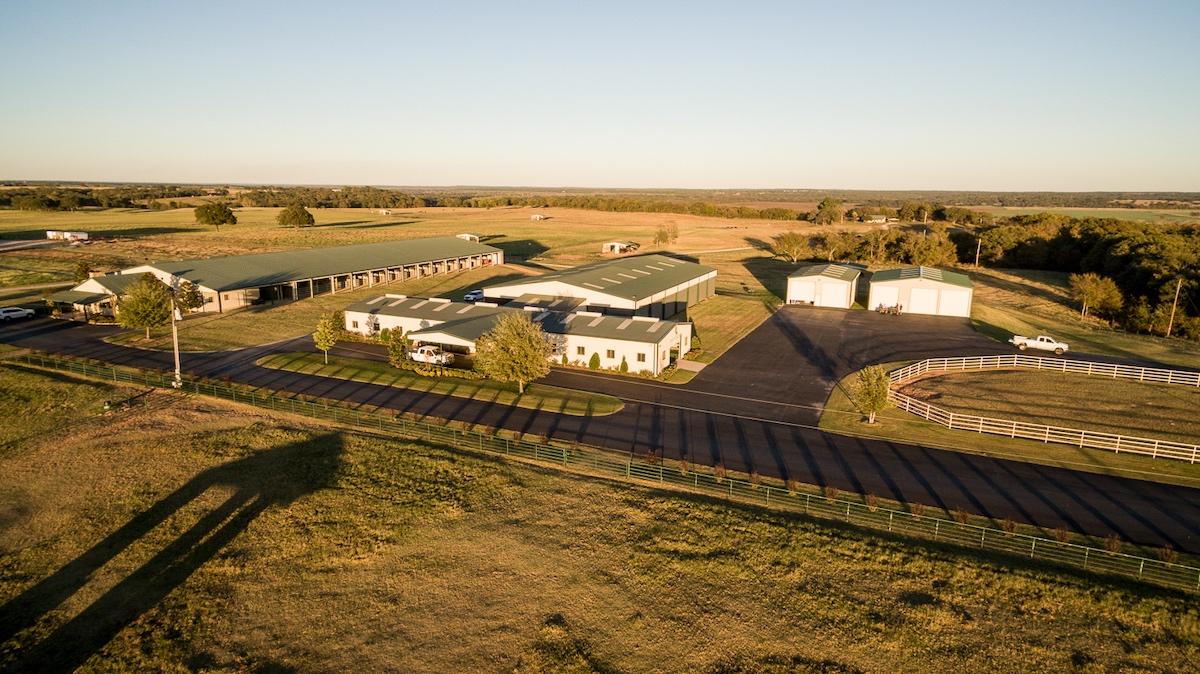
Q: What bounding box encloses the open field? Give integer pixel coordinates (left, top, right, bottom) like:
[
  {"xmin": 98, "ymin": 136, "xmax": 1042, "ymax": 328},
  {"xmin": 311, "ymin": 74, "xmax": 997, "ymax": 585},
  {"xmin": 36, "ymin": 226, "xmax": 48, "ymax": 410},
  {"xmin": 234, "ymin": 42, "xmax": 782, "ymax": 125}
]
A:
[
  {"xmin": 969, "ymin": 268, "xmax": 1200, "ymax": 369},
  {"xmin": 819, "ymin": 369, "xmax": 1200, "ymax": 489},
  {"xmin": 898, "ymin": 369, "xmax": 1200, "ymax": 446},
  {"xmin": 2, "ymin": 206, "xmax": 821, "ymax": 360},
  {"xmin": 2, "ymin": 363, "xmax": 1198, "ymax": 672},
  {"xmin": 258, "ymin": 352, "xmax": 624, "ymax": 416},
  {"xmin": 973, "ymin": 206, "xmax": 1200, "ymax": 225}
]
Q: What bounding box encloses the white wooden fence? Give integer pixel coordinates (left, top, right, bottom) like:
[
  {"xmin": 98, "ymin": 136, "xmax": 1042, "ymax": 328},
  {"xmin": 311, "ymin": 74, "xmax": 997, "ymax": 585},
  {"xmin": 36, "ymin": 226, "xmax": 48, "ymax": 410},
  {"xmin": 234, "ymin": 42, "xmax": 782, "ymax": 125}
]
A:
[{"xmin": 887, "ymin": 355, "xmax": 1200, "ymax": 464}]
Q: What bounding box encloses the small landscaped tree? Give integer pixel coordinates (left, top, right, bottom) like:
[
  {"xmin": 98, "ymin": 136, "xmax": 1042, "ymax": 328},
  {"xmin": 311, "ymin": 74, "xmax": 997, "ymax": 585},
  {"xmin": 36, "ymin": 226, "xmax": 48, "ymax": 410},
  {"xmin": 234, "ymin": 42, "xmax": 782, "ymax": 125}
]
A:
[
  {"xmin": 194, "ymin": 203, "xmax": 237, "ymax": 231},
  {"xmin": 588, "ymin": 352, "xmax": 601, "ymax": 370},
  {"xmin": 385, "ymin": 329, "xmax": 411, "ymax": 368},
  {"xmin": 175, "ymin": 280, "xmax": 204, "ymax": 313},
  {"xmin": 277, "ymin": 204, "xmax": 315, "ymax": 228},
  {"xmin": 118, "ymin": 273, "xmax": 172, "ymax": 339},
  {"xmin": 473, "ymin": 311, "xmax": 551, "ymax": 394},
  {"xmin": 770, "ymin": 231, "xmax": 810, "ymax": 263},
  {"xmin": 312, "ymin": 311, "xmax": 341, "ymax": 364},
  {"xmin": 852, "ymin": 364, "xmax": 891, "ymax": 424},
  {"xmin": 71, "ymin": 260, "xmax": 93, "ymax": 283}
]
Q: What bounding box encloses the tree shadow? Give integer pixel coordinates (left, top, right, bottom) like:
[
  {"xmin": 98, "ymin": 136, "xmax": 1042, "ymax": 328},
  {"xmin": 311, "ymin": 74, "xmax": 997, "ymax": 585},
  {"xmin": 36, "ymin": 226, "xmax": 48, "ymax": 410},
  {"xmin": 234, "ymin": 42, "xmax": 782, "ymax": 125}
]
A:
[
  {"xmin": 741, "ymin": 256, "xmax": 793, "ymax": 301},
  {"xmin": 491, "ymin": 239, "xmax": 549, "ymax": 261},
  {"xmin": 0, "ymin": 433, "xmax": 344, "ymax": 673}
]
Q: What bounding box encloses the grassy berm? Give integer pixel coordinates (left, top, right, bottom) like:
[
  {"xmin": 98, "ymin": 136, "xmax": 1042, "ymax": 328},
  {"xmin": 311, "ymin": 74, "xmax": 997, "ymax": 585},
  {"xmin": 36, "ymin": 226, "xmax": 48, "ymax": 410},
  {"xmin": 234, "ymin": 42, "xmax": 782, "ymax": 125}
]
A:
[{"xmin": 0, "ymin": 364, "xmax": 1197, "ymax": 673}]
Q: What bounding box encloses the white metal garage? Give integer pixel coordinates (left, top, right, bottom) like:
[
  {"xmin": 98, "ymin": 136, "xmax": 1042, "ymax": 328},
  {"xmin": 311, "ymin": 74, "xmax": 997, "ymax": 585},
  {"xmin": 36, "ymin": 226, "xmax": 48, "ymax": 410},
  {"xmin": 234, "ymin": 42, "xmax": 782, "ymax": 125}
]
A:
[
  {"xmin": 785, "ymin": 264, "xmax": 861, "ymax": 309},
  {"xmin": 867, "ymin": 266, "xmax": 974, "ymax": 317}
]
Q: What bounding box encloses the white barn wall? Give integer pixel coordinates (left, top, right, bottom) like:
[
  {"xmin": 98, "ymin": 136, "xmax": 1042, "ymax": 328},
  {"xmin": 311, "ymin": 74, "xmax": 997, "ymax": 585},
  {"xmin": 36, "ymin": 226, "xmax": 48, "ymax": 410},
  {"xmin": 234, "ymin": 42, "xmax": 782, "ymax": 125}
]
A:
[{"xmin": 868, "ymin": 278, "xmax": 973, "ymax": 317}]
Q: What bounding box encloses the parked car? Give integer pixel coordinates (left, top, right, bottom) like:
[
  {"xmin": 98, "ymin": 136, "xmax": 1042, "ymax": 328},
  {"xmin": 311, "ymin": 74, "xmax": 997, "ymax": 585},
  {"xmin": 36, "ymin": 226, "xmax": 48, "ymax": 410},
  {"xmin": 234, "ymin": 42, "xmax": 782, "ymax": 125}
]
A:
[
  {"xmin": 463, "ymin": 289, "xmax": 484, "ymax": 302},
  {"xmin": 1009, "ymin": 334, "xmax": 1069, "ymax": 355},
  {"xmin": 0, "ymin": 306, "xmax": 35, "ymax": 321},
  {"xmin": 409, "ymin": 345, "xmax": 453, "ymax": 365}
]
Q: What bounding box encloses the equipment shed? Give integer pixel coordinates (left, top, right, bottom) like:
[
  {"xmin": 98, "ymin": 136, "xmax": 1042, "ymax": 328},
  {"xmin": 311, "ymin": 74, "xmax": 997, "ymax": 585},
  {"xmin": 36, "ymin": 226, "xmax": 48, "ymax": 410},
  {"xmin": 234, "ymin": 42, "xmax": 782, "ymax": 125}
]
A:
[
  {"xmin": 867, "ymin": 266, "xmax": 973, "ymax": 317},
  {"xmin": 786, "ymin": 264, "xmax": 861, "ymax": 309}
]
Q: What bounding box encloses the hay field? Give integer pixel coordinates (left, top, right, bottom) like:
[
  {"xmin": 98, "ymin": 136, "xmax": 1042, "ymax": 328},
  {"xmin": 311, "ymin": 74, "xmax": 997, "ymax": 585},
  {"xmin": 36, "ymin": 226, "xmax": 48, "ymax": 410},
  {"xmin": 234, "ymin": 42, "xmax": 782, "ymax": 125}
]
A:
[{"xmin": 1, "ymin": 363, "xmax": 1197, "ymax": 672}]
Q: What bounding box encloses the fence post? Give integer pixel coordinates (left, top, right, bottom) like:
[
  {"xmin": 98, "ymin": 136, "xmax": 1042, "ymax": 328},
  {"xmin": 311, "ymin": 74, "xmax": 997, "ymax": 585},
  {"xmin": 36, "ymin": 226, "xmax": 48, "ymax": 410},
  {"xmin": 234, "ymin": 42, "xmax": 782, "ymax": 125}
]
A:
[
  {"xmin": 1030, "ymin": 539, "xmax": 1036, "ymax": 559},
  {"xmin": 888, "ymin": 512, "xmax": 893, "ymax": 531}
]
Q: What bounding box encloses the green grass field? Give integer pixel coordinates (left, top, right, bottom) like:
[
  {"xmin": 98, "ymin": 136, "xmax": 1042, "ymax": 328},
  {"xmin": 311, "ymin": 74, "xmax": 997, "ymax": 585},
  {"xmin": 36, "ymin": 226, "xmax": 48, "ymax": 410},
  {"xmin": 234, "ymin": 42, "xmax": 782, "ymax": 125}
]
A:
[
  {"xmin": 258, "ymin": 351, "xmax": 624, "ymax": 417},
  {"xmin": 969, "ymin": 267, "xmax": 1200, "ymax": 369},
  {"xmin": 897, "ymin": 369, "xmax": 1200, "ymax": 445},
  {"xmin": 2, "ymin": 364, "xmax": 1197, "ymax": 672},
  {"xmin": 819, "ymin": 368, "xmax": 1200, "ymax": 489},
  {"xmin": 973, "ymin": 206, "xmax": 1200, "ymax": 225}
]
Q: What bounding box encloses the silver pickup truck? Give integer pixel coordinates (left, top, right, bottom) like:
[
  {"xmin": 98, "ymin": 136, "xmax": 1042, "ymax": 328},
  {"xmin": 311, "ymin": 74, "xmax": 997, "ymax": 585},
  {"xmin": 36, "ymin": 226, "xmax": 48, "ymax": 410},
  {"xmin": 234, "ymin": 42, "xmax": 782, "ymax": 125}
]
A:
[{"xmin": 1009, "ymin": 334, "xmax": 1069, "ymax": 355}]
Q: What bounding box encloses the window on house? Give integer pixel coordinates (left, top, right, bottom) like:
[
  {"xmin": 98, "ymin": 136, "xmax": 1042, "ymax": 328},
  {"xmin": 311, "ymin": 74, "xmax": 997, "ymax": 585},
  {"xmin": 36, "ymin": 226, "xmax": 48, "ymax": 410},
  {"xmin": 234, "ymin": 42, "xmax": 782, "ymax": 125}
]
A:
[
  {"xmin": 352, "ymin": 321, "xmax": 359, "ymax": 329},
  {"xmin": 606, "ymin": 349, "xmax": 615, "ymax": 359},
  {"xmin": 636, "ymin": 353, "xmax": 646, "ymax": 362},
  {"xmin": 577, "ymin": 346, "xmax": 586, "ymax": 356}
]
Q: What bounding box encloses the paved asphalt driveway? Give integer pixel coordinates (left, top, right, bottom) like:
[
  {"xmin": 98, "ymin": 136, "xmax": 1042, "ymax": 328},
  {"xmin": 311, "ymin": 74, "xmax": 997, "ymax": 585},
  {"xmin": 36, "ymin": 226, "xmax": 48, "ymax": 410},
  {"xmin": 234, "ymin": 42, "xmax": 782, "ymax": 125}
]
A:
[{"xmin": 2, "ymin": 315, "xmax": 1199, "ymax": 555}]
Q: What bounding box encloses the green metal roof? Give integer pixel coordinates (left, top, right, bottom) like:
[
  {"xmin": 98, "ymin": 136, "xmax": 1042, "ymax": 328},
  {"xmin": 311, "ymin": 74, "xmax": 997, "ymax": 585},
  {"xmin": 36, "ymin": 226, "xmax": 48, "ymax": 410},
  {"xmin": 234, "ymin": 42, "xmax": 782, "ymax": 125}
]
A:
[
  {"xmin": 49, "ymin": 290, "xmax": 112, "ymax": 306},
  {"xmin": 870, "ymin": 266, "xmax": 973, "ymax": 289},
  {"xmin": 149, "ymin": 237, "xmax": 501, "ymax": 291},
  {"xmin": 788, "ymin": 264, "xmax": 862, "ymax": 281},
  {"xmin": 485, "ymin": 254, "xmax": 714, "ymax": 302},
  {"xmin": 353, "ymin": 294, "xmax": 685, "ymax": 346},
  {"xmin": 92, "ymin": 273, "xmax": 142, "ymax": 294}
]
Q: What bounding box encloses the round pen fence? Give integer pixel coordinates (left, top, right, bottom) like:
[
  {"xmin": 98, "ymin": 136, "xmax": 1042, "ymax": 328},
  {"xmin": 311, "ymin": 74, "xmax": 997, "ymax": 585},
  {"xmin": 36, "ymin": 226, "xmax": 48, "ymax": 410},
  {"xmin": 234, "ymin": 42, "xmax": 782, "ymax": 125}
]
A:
[
  {"xmin": 887, "ymin": 355, "xmax": 1200, "ymax": 464},
  {"xmin": 9, "ymin": 351, "xmax": 1200, "ymax": 593}
]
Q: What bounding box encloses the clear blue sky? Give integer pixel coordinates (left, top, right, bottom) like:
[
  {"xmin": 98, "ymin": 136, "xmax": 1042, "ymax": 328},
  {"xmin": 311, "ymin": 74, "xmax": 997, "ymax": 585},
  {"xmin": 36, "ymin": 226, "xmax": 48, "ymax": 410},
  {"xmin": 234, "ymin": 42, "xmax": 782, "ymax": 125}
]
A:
[{"xmin": 2, "ymin": 1, "xmax": 1198, "ymax": 190}]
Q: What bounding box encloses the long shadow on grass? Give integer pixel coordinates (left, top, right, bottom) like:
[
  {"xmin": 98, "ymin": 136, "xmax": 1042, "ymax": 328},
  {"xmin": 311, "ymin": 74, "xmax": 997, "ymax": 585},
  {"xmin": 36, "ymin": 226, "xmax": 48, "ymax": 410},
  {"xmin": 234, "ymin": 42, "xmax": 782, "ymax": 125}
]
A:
[{"xmin": 0, "ymin": 433, "xmax": 343, "ymax": 673}]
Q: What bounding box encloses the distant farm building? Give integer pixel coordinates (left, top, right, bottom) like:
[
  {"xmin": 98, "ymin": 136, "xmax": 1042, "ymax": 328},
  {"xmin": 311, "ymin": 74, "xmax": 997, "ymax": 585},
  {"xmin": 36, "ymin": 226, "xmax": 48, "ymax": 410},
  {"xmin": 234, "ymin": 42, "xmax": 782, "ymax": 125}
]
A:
[
  {"xmin": 863, "ymin": 214, "xmax": 887, "ymax": 224},
  {"xmin": 786, "ymin": 264, "xmax": 861, "ymax": 309},
  {"xmin": 456, "ymin": 233, "xmax": 481, "ymax": 242},
  {"xmin": 601, "ymin": 241, "xmax": 639, "ymax": 255},
  {"xmin": 867, "ymin": 266, "xmax": 973, "ymax": 317},
  {"xmin": 530, "ymin": 214, "xmax": 549, "ymax": 221},
  {"xmin": 46, "ymin": 230, "xmax": 88, "ymax": 241},
  {"xmin": 483, "ymin": 254, "xmax": 715, "ymax": 319},
  {"xmin": 344, "ymin": 294, "xmax": 692, "ymax": 376},
  {"xmin": 50, "ymin": 236, "xmax": 503, "ymax": 316}
]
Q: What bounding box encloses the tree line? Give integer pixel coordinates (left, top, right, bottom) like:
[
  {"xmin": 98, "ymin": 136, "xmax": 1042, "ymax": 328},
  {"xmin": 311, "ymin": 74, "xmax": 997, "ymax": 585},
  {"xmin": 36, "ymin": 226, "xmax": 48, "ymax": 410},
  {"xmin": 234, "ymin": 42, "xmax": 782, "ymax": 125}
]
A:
[
  {"xmin": 771, "ymin": 214, "xmax": 1200, "ymax": 341},
  {"xmin": 1, "ymin": 185, "xmax": 214, "ymax": 211}
]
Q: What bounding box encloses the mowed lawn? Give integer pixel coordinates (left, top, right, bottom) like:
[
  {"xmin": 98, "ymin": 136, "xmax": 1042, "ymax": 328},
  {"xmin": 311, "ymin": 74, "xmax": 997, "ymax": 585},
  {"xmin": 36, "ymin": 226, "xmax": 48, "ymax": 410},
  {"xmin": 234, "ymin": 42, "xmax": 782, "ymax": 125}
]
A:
[
  {"xmin": 2, "ymin": 364, "xmax": 1198, "ymax": 672},
  {"xmin": 258, "ymin": 352, "xmax": 624, "ymax": 417},
  {"xmin": 820, "ymin": 368, "xmax": 1200, "ymax": 488},
  {"xmin": 898, "ymin": 369, "xmax": 1200, "ymax": 444}
]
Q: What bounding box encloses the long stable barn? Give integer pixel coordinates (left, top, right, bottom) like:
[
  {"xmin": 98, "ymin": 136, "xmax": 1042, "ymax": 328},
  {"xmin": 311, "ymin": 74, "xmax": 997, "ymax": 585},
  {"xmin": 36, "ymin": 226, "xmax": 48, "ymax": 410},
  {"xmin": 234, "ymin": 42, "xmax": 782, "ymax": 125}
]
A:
[{"xmin": 51, "ymin": 237, "xmax": 503, "ymax": 315}]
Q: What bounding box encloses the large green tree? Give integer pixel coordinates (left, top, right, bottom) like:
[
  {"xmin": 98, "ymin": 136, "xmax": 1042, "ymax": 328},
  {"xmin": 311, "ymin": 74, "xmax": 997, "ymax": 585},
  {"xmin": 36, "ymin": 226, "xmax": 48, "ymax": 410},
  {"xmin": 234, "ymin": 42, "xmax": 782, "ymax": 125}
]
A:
[
  {"xmin": 474, "ymin": 312, "xmax": 551, "ymax": 394},
  {"xmin": 175, "ymin": 280, "xmax": 205, "ymax": 313},
  {"xmin": 194, "ymin": 203, "xmax": 237, "ymax": 230},
  {"xmin": 1069, "ymin": 273, "xmax": 1123, "ymax": 318},
  {"xmin": 770, "ymin": 231, "xmax": 810, "ymax": 263},
  {"xmin": 277, "ymin": 204, "xmax": 315, "ymax": 227},
  {"xmin": 118, "ymin": 273, "xmax": 172, "ymax": 339},
  {"xmin": 814, "ymin": 197, "xmax": 844, "ymax": 225}
]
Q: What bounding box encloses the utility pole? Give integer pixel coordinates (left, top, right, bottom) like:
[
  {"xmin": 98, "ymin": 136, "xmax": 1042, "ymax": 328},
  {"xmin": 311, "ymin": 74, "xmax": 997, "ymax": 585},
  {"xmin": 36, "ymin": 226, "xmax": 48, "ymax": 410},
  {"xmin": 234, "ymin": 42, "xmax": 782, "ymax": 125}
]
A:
[
  {"xmin": 170, "ymin": 302, "xmax": 182, "ymax": 389},
  {"xmin": 1164, "ymin": 278, "xmax": 1183, "ymax": 338},
  {"xmin": 974, "ymin": 239, "xmax": 981, "ymax": 268}
]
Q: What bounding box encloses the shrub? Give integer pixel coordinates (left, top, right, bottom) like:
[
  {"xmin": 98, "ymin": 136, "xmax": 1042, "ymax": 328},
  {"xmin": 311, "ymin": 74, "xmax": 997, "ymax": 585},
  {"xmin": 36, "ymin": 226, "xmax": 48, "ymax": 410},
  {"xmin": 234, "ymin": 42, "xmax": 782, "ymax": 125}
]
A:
[
  {"xmin": 1159, "ymin": 545, "xmax": 1178, "ymax": 564},
  {"xmin": 1053, "ymin": 527, "xmax": 1071, "ymax": 543},
  {"xmin": 561, "ymin": 354, "xmax": 568, "ymax": 366},
  {"xmin": 911, "ymin": 503, "xmax": 925, "ymax": 517},
  {"xmin": 619, "ymin": 356, "xmax": 628, "ymax": 373},
  {"xmin": 1001, "ymin": 519, "xmax": 1016, "ymax": 534},
  {"xmin": 953, "ymin": 508, "xmax": 970, "ymax": 524},
  {"xmin": 865, "ymin": 493, "xmax": 879, "ymax": 511},
  {"xmin": 1104, "ymin": 535, "xmax": 1122, "ymax": 554},
  {"xmin": 713, "ymin": 463, "xmax": 726, "ymax": 483},
  {"xmin": 588, "ymin": 353, "xmax": 600, "ymax": 370},
  {"xmin": 678, "ymin": 458, "xmax": 689, "ymax": 475},
  {"xmin": 749, "ymin": 470, "xmax": 761, "ymax": 488},
  {"xmin": 785, "ymin": 479, "xmax": 800, "ymax": 494},
  {"xmin": 823, "ymin": 485, "xmax": 840, "ymax": 501}
]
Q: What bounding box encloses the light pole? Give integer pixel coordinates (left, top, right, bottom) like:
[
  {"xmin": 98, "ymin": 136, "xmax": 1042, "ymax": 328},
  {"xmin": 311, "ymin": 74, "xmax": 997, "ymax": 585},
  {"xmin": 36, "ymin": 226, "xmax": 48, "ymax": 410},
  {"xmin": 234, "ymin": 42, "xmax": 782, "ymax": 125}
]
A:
[{"xmin": 170, "ymin": 300, "xmax": 183, "ymax": 389}]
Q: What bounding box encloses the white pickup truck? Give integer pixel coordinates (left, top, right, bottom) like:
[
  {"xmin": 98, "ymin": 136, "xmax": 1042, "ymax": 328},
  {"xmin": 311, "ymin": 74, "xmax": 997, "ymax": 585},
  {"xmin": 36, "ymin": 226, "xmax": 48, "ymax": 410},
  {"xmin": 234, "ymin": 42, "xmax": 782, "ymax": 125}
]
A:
[
  {"xmin": 1009, "ymin": 334, "xmax": 1069, "ymax": 355},
  {"xmin": 409, "ymin": 345, "xmax": 454, "ymax": 365}
]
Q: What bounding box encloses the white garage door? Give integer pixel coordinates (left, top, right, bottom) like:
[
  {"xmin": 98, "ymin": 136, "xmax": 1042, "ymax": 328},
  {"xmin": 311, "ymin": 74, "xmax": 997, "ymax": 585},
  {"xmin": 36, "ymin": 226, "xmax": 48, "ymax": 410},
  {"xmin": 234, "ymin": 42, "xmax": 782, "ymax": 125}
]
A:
[
  {"xmin": 789, "ymin": 280, "xmax": 816, "ymax": 304},
  {"xmin": 908, "ymin": 288, "xmax": 939, "ymax": 315},
  {"xmin": 817, "ymin": 282, "xmax": 848, "ymax": 309},
  {"xmin": 939, "ymin": 289, "xmax": 971, "ymax": 317},
  {"xmin": 871, "ymin": 285, "xmax": 899, "ymax": 310}
]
